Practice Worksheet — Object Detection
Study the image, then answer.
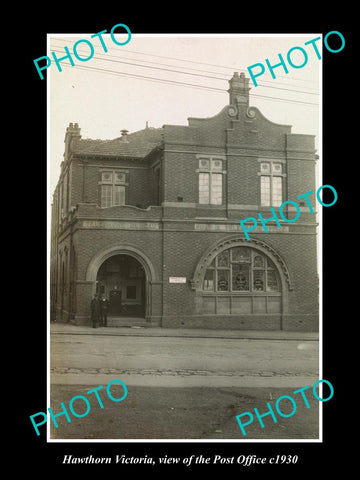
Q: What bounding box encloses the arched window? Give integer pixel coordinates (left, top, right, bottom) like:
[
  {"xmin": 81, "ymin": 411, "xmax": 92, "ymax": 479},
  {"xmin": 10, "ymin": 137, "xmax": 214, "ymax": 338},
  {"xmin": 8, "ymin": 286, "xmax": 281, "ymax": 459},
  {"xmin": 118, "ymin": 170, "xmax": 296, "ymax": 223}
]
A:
[
  {"xmin": 202, "ymin": 247, "xmax": 279, "ymax": 293},
  {"xmin": 200, "ymin": 246, "xmax": 281, "ymax": 315}
]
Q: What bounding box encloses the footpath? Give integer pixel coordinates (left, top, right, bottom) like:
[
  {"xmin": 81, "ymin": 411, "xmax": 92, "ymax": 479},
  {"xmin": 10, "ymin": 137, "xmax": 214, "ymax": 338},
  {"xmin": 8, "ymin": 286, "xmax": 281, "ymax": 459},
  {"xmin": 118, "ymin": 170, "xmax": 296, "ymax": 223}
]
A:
[{"xmin": 50, "ymin": 322, "xmax": 319, "ymax": 341}]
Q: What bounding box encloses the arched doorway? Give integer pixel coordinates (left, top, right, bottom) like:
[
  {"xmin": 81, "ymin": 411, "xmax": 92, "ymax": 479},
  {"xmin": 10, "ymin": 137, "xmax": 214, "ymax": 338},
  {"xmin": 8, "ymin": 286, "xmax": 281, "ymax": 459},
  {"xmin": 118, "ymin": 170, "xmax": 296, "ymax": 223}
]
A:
[
  {"xmin": 96, "ymin": 254, "xmax": 146, "ymax": 318},
  {"xmin": 86, "ymin": 245, "xmax": 156, "ymax": 323}
]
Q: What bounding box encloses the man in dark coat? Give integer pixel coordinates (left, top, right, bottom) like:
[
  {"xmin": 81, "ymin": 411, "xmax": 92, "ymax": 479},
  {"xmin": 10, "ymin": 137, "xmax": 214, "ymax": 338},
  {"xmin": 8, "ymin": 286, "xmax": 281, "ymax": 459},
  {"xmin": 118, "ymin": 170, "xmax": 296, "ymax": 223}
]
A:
[
  {"xmin": 90, "ymin": 294, "xmax": 100, "ymax": 328},
  {"xmin": 99, "ymin": 294, "xmax": 109, "ymax": 327}
]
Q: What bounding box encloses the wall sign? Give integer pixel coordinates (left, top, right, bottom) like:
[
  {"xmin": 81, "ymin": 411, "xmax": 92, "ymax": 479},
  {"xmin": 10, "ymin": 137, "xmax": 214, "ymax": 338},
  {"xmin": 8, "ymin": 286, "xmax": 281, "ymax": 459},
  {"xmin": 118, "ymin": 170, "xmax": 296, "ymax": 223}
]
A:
[{"xmin": 169, "ymin": 277, "xmax": 186, "ymax": 284}]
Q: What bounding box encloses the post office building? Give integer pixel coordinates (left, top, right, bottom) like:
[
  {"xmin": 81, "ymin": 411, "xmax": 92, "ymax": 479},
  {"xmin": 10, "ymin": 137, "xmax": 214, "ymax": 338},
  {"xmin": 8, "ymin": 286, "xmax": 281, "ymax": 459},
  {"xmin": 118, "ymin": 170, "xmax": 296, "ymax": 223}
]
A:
[{"xmin": 50, "ymin": 73, "xmax": 319, "ymax": 331}]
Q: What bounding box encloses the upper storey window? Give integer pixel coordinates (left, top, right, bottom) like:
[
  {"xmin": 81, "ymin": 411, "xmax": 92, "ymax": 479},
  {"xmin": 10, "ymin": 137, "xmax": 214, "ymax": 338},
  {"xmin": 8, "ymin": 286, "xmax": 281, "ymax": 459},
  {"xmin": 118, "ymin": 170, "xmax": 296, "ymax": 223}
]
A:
[
  {"xmin": 260, "ymin": 161, "xmax": 285, "ymax": 207},
  {"xmin": 100, "ymin": 170, "xmax": 128, "ymax": 207},
  {"xmin": 198, "ymin": 157, "xmax": 225, "ymax": 205}
]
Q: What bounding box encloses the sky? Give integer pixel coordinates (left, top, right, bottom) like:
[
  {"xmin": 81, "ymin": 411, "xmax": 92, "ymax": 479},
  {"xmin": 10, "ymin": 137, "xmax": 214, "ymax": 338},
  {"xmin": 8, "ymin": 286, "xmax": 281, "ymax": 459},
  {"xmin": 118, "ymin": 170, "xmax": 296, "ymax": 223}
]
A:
[{"xmin": 48, "ymin": 34, "xmax": 321, "ymax": 198}]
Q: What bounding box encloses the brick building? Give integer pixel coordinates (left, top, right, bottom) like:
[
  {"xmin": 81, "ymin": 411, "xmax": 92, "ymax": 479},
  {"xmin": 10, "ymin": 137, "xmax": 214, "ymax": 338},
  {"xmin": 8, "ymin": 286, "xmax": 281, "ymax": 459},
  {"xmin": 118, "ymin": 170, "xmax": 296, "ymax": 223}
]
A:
[{"xmin": 50, "ymin": 72, "xmax": 319, "ymax": 331}]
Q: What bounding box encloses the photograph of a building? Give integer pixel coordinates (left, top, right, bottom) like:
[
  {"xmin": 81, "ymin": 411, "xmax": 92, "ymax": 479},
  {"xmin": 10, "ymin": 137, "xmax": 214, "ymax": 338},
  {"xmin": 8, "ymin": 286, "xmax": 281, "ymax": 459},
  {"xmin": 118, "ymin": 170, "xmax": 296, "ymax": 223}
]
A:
[{"xmin": 50, "ymin": 70, "xmax": 319, "ymax": 332}]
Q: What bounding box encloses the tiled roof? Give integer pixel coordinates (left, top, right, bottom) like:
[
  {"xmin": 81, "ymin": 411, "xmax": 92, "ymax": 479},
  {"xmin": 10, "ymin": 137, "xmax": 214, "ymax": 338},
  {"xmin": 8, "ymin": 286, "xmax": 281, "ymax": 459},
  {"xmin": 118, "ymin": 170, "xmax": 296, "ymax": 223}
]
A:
[{"xmin": 71, "ymin": 127, "xmax": 163, "ymax": 158}]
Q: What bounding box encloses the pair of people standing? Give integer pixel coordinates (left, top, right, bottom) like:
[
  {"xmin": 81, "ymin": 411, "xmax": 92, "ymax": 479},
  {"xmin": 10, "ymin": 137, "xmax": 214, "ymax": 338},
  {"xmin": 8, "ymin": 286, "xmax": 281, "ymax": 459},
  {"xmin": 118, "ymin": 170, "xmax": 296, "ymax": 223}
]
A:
[{"xmin": 90, "ymin": 294, "xmax": 109, "ymax": 328}]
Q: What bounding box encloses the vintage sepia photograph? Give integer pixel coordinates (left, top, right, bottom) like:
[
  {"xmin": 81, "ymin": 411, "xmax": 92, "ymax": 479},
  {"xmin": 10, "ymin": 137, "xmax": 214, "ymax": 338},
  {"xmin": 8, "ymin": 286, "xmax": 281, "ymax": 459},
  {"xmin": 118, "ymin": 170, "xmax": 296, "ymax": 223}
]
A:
[{"xmin": 47, "ymin": 34, "xmax": 322, "ymax": 441}]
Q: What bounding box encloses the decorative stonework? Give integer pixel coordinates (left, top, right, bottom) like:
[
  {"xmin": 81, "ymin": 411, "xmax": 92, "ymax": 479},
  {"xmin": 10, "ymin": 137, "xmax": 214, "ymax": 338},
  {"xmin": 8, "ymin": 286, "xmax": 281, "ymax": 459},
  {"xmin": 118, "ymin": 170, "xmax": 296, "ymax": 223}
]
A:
[
  {"xmin": 228, "ymin": 105, "xmax": 238, "ymax": 117},
  {"xmin": 246, "ymin": 107, "xmax": 256, "ymax": 119}
]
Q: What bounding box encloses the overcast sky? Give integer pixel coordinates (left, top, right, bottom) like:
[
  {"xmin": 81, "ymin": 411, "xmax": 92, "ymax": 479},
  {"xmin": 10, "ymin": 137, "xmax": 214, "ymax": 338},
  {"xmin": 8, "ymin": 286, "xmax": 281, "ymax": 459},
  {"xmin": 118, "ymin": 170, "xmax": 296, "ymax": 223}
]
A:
[{"xmin": 48, "ymin": 34, "xmax": 321, "ymax": 198}]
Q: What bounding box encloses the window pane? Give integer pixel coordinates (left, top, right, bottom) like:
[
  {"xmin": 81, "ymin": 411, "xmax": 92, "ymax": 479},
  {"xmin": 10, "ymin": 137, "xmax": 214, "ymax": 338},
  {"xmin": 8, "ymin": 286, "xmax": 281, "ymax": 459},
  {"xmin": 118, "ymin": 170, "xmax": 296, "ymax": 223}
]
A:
[
  {"xmin": 199, "ymin": 173, "xmax": 209, "ymax": 204},
  {"xmin": 253, "ymin": 271, "xmax": 265, "ymax": 291},
  {"xmin": 232, "ymin": 264, "xmax": 249, "ymax": 291},
  {"xmin": 267, "ymin": 271, "xmax": 279, "ymax": 291},
  {"xmin": 102, "ymin": 172, "xmax": 112, "ymax": 183},
  {"xmin": 217, "ymin": 271, "xmax": 229, "ymax": 291},
  {"xmin": 101, "ymin": 185, "xmax": 112, "ymax": 207},
  {"xmin": 232, "ymin": 247, "xmax": 251, "ymax": 263},
  {"xmin": 272, "ymin": 177, "xmax": 283, "ymax": 206},
  {"xmin": 261, "ymin": 176, "xmax": 271, "ymax": 206},
  {"xmin": 260, "ymin": 162, "xmax": 271, "ymax": 174},
  {"xmin": 253, "ymin": 254, "xmax": 265, "ymax": 268},
  {"xmin": 267, "ymin": 258, "xmax": 276, "ymax": 270},
  {"xmin": 113, "ymin": 185, "xmax": 125, "ymax": 206},
  {"xmin": 272, "ymin": 163, "xmax": 282, "ymax": 174},
  {"xmin": 217, "ymin": 250, "xmax": 229, "ymax": 267},
  {"xmin": 203, "ymin": 270, "xmax": 214, "ymax": 291},
  {"xmin": 199, "ymin": 159, "xmax": 210, "ymax": 170},
  {"xmin": 211, "ymin": 173, "xmax": 222, "ymax": 205},
  {"xmin": 211, "ymin": 159, "xmax": 223, "ymax": 171},
  {"xmin": 115, "ymin": 172, "xmax": 126, "ymax": 183}
]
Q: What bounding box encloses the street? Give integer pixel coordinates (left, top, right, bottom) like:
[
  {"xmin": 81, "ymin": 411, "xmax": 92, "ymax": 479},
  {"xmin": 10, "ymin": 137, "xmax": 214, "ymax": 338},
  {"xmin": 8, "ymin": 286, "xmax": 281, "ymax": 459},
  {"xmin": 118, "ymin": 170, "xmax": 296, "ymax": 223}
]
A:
[{"xmin": 49, "ymin": 324, "xmax": 320, "ymax": 440}]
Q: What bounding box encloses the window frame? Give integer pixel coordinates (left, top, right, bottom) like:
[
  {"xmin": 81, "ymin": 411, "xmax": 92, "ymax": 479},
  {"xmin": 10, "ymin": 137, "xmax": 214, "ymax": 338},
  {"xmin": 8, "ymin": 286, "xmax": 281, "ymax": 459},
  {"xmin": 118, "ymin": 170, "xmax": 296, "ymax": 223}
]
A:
[
  {"xmin": 99, "ymin": 169, "xmax": 128, "ymax": 208},
  {"xmin": 101, "ymin": 184, "xmax": 113, "ymax": 208},
  {"xmin": 197, "ymin": 156, "xmax": 226, "ymax": 206},
  {"xmin": 259, "ymin": 160, "xmax": 286, "ymax": 207},
  {"xmin": 202, "ymin": 247, "xmax": 280, "ymax": 295}
]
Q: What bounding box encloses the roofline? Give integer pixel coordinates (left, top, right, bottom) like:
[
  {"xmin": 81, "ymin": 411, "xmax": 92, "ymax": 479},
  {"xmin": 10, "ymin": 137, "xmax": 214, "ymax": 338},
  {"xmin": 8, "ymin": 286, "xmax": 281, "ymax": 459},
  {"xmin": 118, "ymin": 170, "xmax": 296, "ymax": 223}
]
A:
[{"xmin": 71, "ymin": 143, "xmax": 163, "ymax": 161}]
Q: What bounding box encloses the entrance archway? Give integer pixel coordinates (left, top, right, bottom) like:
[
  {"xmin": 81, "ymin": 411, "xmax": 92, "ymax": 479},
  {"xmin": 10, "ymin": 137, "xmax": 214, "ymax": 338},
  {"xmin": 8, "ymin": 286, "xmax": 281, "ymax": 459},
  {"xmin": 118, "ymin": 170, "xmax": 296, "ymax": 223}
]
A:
[
  {"xmin": 86, "ymin": 245, "xmax": 156, "ymax": 321},
  {"xmin": 96, "ymin": 254, "xmax": 146, "ymax": 317}
]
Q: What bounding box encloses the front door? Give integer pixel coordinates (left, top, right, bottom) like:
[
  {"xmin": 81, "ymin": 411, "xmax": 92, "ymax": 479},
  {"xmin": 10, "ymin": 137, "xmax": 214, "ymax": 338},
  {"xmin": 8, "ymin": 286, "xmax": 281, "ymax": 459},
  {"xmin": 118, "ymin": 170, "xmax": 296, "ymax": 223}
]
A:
[{"xmin": 109, "ymin": 290, "xmax": 122, "ymax": 315}]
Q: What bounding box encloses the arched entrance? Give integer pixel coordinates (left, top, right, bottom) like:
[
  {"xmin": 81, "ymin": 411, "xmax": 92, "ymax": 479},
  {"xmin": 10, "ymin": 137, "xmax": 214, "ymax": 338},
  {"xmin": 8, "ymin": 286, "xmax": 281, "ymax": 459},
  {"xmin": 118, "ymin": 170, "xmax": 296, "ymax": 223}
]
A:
[
  {"xmin": 86, "ymin": 245, "xmax": 156, "ymax": 322},
  {"xmin": 96, "ymin": 254, "xmax": 146, "ymax": 317}
]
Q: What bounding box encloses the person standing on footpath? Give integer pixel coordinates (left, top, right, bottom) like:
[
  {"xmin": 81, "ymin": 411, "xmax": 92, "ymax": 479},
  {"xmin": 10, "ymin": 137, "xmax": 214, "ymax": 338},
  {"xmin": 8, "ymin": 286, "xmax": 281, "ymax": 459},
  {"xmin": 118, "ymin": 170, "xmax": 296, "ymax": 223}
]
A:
[
  {"xmin": 99, "ymin": 294, "xmax": 109, "ymax": 327},
  {"xmin": 90, "ymin": 294, "xmax": 100, "ymax": 328}
]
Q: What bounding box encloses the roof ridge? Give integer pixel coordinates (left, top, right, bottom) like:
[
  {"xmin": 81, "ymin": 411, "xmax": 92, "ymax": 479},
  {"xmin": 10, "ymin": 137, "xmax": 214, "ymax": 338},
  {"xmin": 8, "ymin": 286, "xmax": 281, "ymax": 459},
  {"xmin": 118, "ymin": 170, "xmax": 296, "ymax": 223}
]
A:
[{"xmin": 72, "ymin": 126, "xmax": 163, "ymax": 157}]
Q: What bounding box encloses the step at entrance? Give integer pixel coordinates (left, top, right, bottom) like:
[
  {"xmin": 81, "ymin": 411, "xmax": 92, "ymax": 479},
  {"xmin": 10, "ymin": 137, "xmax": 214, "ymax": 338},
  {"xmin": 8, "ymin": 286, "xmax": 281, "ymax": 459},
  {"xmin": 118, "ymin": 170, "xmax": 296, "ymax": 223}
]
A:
[{"xmin": 107, "ymin": 317, "xmax": 150, "ymax": 327}]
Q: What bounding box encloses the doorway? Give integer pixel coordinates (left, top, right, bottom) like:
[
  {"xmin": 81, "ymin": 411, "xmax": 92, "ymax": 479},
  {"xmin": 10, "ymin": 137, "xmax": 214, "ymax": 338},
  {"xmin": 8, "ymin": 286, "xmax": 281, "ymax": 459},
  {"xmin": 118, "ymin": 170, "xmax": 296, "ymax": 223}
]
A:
[
  {"xmin": 96, "ymin": 254, "xmax": 146, "ymax": 317},
  {"xmin": 109, "ymin": 290, "xmax": 122, "ymax": 315}
]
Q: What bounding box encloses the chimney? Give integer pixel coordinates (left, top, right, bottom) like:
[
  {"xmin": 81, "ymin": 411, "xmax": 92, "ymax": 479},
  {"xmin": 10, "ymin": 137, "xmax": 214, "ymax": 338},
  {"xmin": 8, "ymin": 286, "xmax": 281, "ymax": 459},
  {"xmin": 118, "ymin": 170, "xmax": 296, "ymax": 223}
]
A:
[
  {"xmin": 228, "ymin": 72, "xmax": 251, "ymax": 106},
  {"xmin": 64, "ymin": 122, "xmax": 81, "ymax": 162},
  {"xmin": 120, "ymin": 129, "xmax": 129, "ymax": 142},
  {"xmin": 66, "ymin": 122, "xmax": 81, "ymax": 138}
]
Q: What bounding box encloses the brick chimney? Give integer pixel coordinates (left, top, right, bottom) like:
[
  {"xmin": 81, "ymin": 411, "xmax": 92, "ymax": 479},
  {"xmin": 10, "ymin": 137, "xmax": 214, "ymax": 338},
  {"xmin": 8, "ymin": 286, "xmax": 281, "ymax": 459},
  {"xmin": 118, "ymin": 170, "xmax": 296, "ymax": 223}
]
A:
[
  {"xmin": 64, "ymin": 122, "xmax": 81, "ymax": 162},
  {"xmin": 228, "ymin": 72, "xmax": 251, "ymax": 106}
]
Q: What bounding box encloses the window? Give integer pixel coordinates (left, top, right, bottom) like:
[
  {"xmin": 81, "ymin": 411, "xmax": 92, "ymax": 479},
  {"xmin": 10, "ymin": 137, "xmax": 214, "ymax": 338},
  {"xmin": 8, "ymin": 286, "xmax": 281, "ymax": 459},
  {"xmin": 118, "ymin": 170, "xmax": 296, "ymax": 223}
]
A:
[
  {"xmin": 260, "ymin": 176, "xmax": 271, "ymax": 206},
  {"xmin": 101, "ymin": 185, "xmax": 112, "ymax": 208},
  {"xmin": 203, "ymin": 247, "xmax": 279, "ymax": 294},
  {"xmin": 260, "ymin": 161, "xmax": 285, "ymax": 207},
  {"xmin": 203, "ymin": 270, "xmax": 214, "ymax": 291},
  {"xmin": 113, "ymin": 185, "xmax": 126, "ymax": 206},
  {"xmin": 126, "ymin": 286, "xmax": 137, "ymax": 299},
  {"xmin": 100, "ymin": 170, "xmax": 127, "ymax": 207},
  {"xmin": 198, "ymin": 158, "xmax": 224, "ymax": 205},
  {"xmin": 191, "ymin": 237, "xmax": 292, "ymax": 318},
  {"xmin": 199, "ymin": 173, "xmax": 210, "ymax": 204}
]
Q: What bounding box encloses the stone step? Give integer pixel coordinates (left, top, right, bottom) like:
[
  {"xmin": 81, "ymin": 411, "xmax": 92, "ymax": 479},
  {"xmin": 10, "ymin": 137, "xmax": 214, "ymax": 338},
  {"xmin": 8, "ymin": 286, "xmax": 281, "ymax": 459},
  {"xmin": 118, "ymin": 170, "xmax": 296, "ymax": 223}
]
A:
[{"xmin": 106, "ymin": 317, "xmax": 158, "ymax": 327}]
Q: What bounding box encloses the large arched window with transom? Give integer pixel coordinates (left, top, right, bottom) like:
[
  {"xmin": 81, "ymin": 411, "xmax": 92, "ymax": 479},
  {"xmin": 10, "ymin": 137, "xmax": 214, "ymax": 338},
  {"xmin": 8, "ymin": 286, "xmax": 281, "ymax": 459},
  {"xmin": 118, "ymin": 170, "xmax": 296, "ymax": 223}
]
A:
[{"xmin": 200, "ymin": 246, "xmax": 282, "ymax": 315}]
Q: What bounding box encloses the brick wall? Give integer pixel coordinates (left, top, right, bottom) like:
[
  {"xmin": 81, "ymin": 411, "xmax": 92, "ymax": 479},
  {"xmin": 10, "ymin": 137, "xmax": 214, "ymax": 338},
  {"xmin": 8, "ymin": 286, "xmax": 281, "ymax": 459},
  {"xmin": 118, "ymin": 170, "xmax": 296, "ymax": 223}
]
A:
[
  {"xmin": 70, "ymin": 226, "xmax": 163, "ymax": 320},
  {"xmin": 160, "ymin": 228, "xmax": 318, "ymax": 330},
  {"xmin": 69, "ymin": 156, "xmax": 161, "ymax": 210}
]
